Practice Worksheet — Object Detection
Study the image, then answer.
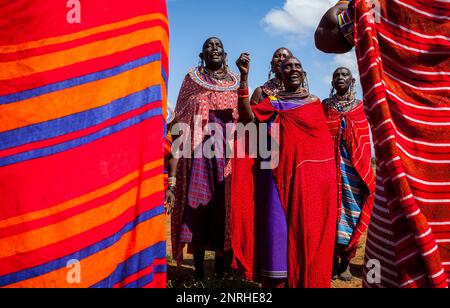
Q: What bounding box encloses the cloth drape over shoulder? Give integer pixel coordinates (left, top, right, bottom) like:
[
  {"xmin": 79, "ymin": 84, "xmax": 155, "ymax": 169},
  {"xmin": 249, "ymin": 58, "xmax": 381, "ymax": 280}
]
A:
[
  {"xmin": 322, "ymin": 101, "xmax": 375, "ymax": 259},
  {"xmin": 171, "ymin": 68, "xmax": 239, "ymax": 263},
  {"xmin": 232, "ymin": 97, "xmax": 338, "ymax": 288}
]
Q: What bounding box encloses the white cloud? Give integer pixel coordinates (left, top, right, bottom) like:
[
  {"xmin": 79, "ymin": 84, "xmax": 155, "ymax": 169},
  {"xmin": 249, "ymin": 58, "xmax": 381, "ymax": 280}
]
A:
[
  {"xmin": 262, "ymin": 0, "xmax": 362, "ymax": 98},
  {"xmin": 321, "ymin": 51, "xmax": 359, "ymax": 83},
  {"xmin": 332, "ymin": 51, "xmax": 358, "ymax": 76},
  {"xmin": 262, "ymin": 0, "xmax": 335, "ymax": 37},
  {"xmin": 321, "ymin": 51, "xmax": 360, "ymax": 97}
]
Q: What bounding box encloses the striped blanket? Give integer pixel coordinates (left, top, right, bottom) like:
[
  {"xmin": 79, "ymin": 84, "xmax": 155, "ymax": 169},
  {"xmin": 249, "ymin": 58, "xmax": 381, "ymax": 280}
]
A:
[
  {"xmin": 337, "ymin": 141, "xmax": 364, "ymax": 246},
  {"xmin": 0, "ymin": 0, "xmax": 169, "ymax": 288},
  {"xmin": 355, "ymin": 0, "xmax": 450, "ymax": 288}
]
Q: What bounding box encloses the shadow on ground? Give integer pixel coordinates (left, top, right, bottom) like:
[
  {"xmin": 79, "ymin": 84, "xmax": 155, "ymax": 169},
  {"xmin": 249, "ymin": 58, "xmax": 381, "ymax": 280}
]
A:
[{"xmin": 168, "ymin": 262, "xmax": 261, "ymax": 288}]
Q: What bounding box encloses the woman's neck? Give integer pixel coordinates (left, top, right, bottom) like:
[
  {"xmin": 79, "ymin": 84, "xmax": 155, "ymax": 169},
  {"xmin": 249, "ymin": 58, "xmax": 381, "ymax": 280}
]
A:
[
  {"xmin": 205, "ymin": 63, "xmax": 223, "ymax": 72},
  {"xmin": 335, "ymin": 89, "xmax": 354, "ymax": 102},
  {"xmin": 285, "ymin": 85, "xmax": 301, "ymax": 93},
  {"xmin": 336, "ymin": 89, "xmax": 348, "ymax": 97},
  {"xmin": 202, "ymin": 65, "xmax": 229, "ymax": 81},
  {"xmin": 278, "ymin": 85, "xmax": 309, "ymax": 100}
]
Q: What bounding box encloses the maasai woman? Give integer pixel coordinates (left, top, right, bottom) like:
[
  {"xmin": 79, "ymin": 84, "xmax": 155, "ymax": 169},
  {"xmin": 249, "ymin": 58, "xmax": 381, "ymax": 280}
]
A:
[
  {"xmin": 322, "ymin": 67, "xmax": 375, "ymax": 281},
  {"xmin": 234, "ymin": 54, "xmax": 338, "ymax": 288},
  {"xmin": 229, "ymin": 48, "xmax": 292, "ymax": 280},
  {"xmin": 171, "ymin": 37, "xmax": 239, "ymax": 280},
  {"xmin": 250, "ymin": 48, "xmax": 293, "ymax": 105}
]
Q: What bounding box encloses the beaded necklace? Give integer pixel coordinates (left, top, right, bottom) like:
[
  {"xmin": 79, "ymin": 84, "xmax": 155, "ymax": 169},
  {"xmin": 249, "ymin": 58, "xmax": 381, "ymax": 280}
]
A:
[
  {"xmin": 262, "ymin": 78, "xmax": 284, "ymax": 97},
  {"xmin": 189, "ymin": 67, "xmax": 240, "ymax": 92},
  {"xmin": 203, "ymin": 67, "xmax": 230, "ymax": 81},
  {"xmin": 277, "ymin": 87, "xmax": 310, "ymax": 100},
  {"xmin": 327, "ymin": 95, "xmax": 358, "ymax": 113}
]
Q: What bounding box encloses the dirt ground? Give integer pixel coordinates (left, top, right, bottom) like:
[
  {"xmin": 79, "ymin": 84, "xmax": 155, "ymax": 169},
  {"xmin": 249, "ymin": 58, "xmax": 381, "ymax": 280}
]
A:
[{"xmin": 166, "ymin": 217, "xmax": 366, "ymax": 288}]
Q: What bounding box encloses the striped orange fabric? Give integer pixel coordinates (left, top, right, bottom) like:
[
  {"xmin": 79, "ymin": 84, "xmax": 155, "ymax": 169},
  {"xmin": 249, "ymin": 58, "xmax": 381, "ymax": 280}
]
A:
[
  {"xmin": 0, "ymin": 0, "xmax": 168, "ymax": 288},
  {"xmin": 355, "ymin": 0, "xmax": 450, "ymax": 288}
]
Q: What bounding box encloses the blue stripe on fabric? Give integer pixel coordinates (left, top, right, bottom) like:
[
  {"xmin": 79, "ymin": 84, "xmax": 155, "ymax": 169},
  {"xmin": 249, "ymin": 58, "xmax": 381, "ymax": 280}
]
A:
[
  {"xmin": 0, "ymin": 85, "xmax": 162, "ymax": 151},
  {"xmin": 0, "ymin": 53, "xmax": 161, "ymax": 105},
  {"xmin": 162, "ymin": 68, "xmax": 168, "ymax": 86},
  {"xmin": 337, "ymin": 134, "xmax": 364, "ymax": 245},
  {"xmin": 0, "ymin": 206, "xmax": 165, "ymax": 287},
  {"xmin": 342, "ymin": 191, "xmax": 362, "ymax": 201},
  {"xmin": 345, "ymin": 178, "xmax": 362, "ymax": 189},
  {"xmin": 123, "ymin": 265, "xmax": 167, "ymax": 288},
  {"xmin": 0, "ymin": 107, "xmax": 162, "ymax": 167},
  {"xmin": 91, "ymin": 243, "xmax": 166, "ymax": 288}
]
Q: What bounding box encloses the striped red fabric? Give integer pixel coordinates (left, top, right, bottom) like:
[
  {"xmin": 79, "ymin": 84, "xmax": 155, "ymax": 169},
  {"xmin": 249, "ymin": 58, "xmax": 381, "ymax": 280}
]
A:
[
  {"xmin": 323, "ymin": 102, "xmax": 375, "ymax": 259},
  {"xmin": 355, "ymin": 0, "xmax": 450, "ymax": 288},
  {"xmin": 0, "ymin": 0, "xmax": 169, "ymax": 288}
]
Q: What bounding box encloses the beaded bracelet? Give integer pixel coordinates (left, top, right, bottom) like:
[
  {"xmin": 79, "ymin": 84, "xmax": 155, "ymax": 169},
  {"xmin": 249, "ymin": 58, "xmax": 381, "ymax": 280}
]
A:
[
  {"xmin": 336, "ymin": 0, "xmax": 350, "ymax": 5},
  {"xmin": 168, "ymin": 177, "xmax": 176, "ymax": 189},
  {"xmin": 238, "ymin": 87, "xmax": 249, "ymax": 98},
  {"xmin": 338, "ymin": 8, "xmax": 355, "ymax": 46}
]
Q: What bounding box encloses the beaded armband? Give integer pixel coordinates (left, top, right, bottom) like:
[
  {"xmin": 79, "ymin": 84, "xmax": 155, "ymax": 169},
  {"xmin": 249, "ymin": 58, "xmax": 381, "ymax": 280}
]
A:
[
  {"xmin": 238, "ymin": 87, "xmax": 250, "ymax": 99},
  {"xmin": 337, "ymin": 8, "xmax": 355, "ymax": 47}
]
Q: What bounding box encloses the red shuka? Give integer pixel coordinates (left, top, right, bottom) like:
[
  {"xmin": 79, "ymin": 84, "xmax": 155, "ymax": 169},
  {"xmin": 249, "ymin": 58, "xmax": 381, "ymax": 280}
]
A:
[
  {"xmin": 356, "ymin": 0, "xmax": 450, "ymax": 288},
  {"xmin": 232, "ymin": 97, "xmax": 338, "ymax": 288},
  {"xmin": 323, "ymin": 101, "xmax": 375, "ymax": 259}
]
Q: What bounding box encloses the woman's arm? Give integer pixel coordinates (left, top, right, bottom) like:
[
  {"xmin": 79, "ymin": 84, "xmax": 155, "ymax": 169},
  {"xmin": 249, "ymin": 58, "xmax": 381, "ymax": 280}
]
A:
[
  {"xmin": 250, "ymin": 87, "xmax": 263, "ymax": 106},
  {"xmin": 165, "ymin": 123, "xmax": 179, "ymax": 215},
  {"xmin": 315, "ymin": 3, "xmax": 353, "ymax": 54},
  {"xmin": 236, "ymin": 53, "xmax": 255, "ymax": 122}
]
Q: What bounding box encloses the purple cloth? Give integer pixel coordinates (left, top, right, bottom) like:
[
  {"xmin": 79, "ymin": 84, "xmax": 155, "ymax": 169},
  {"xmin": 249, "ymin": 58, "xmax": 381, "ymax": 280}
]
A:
[
  {"xmin": 258, "ymin": 169, "xmax": 288, "ymax": 278},
  {"xmin": 258, "ymin": 98, "xmax": 309, "ymax": 279}
]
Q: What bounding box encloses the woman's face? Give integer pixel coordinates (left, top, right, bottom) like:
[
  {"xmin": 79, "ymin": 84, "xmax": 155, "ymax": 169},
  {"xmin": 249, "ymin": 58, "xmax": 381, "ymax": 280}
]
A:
[
  {"xmin": 281, "ymin": 58, "xmax": 304, "ymax": 91},
  {"xmin": 332, "ymin": 67, "xmax": 354, "ymax": 94},
  {"xmin": 201, "ymin": 37, "xmax": 226, "ymax": 69},
  {"xmin": 271, "ymin": 48, "xmax": 292, "ymax": 74}
]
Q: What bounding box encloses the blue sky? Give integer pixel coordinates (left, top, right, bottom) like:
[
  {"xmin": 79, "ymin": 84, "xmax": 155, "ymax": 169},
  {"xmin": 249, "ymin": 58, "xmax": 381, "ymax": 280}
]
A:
[{"xmin": 167, "ymin": 0, "xmax": 361, "ymax": 107}]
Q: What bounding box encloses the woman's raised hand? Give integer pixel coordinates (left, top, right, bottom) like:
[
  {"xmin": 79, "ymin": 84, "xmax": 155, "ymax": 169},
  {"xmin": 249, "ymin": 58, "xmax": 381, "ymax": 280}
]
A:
[{"xmin": 236, "ymin": 53, "xmax": 250, "ymax": 78}]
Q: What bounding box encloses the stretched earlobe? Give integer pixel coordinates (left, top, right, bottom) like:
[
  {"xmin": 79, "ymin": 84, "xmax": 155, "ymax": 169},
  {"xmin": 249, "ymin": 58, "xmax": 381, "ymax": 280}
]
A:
[{"xmin": 198, "ymin": 53, "xmax": 205, "ymax": 70}]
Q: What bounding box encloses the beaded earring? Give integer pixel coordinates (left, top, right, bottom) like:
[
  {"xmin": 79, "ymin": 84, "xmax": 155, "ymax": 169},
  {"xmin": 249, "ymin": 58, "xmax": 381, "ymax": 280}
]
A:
[
  {"xmin": 350, "ymin": 81, "xmax": 357, "ymax": 100},
  {"xmin": 198, "ymin": 58, "xmax": 205, "ymax": 74},
  {"xmin": 329, "ymin": 84, "xmax": 336, "ymax": 99},
  {"xmin": 302, "ymin": 72, "xmax": 310, "ymax": 93},
  {"xmin": 222, "ymin": 55, "xmax": 230, "ymax": 74},
  {"xmin": 268, "ymin": 63, "xmax": 274, "ymax": 81}
]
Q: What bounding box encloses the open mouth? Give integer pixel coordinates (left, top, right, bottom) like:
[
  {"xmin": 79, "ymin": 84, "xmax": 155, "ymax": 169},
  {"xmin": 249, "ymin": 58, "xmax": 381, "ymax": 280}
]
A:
[
  {"xmin": 290, "ymin": 73, "xmax": 300, "ymax": 81},
  {"xmin": 211, "ymin": 51, "xmax": 222, "ymax": 59}
]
